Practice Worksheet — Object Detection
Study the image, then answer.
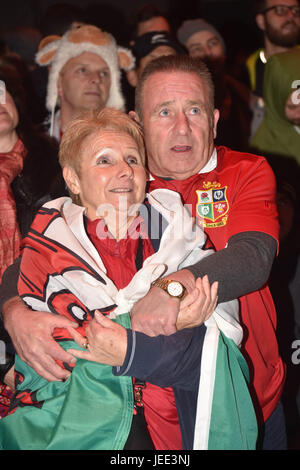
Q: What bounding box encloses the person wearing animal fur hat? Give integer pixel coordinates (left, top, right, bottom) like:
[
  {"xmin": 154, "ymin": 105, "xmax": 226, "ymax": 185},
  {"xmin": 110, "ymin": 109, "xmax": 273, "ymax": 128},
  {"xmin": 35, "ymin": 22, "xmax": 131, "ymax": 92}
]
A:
[{"xmin": 35, "ymin": 24, "xmax": 134, "ymax": 140}]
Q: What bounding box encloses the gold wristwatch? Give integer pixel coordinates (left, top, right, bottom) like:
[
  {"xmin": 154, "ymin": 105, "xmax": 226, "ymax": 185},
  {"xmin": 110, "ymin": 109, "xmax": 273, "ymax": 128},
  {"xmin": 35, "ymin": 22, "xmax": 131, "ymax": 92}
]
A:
[{"xmin": 152, "ymin": 279, "xmax": 186, "ymax": 299}]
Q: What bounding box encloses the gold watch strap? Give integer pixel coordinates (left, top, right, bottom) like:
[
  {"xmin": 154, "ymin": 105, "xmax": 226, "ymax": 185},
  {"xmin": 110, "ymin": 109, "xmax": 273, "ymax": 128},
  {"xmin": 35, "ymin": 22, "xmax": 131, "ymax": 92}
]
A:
[{"xmin": 151, "ymin": 279, "xmax": 186, "ymax": 299}]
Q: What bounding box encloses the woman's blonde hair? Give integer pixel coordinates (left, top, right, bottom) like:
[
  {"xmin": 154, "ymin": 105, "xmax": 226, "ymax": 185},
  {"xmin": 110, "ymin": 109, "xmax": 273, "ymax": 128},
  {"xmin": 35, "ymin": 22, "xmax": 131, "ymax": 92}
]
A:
[
  {"xmin": 59, "ymin": 107, "xmax": 146, "ymax": 173},
  {"xmin": 59, "ymin": 107, "xmax": 146, "ymax": 203}
]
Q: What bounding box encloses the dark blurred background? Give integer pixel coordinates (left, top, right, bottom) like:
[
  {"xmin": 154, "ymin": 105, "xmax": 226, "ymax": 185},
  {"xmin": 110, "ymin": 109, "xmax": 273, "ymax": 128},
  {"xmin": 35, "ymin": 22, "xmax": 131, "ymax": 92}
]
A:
[
  {"xmin": 0, "ymin": 0, "xmax": 264, "ymax": 88},
  {"xmin": 0, "ymin": 0, "xmax": 262, "ymax": 51}
]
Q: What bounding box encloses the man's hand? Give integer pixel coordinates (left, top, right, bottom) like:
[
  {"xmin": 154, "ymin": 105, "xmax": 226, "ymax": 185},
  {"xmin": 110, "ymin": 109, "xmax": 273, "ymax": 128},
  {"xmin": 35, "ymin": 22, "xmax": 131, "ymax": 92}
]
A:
[
  {"xmin": 130, "ymin": 269, "xmax": 196, "ymax": 336},
  {"xmin": 176, "ymin": 276, "xmax": 218, "ymax": 330},
  {"xmin": 3, "ymin": 296, "xmax": 78, "ymax": 381},
  {"xmin": 68, "ymin": 312, "xmax": 127, "ymax": 366}
]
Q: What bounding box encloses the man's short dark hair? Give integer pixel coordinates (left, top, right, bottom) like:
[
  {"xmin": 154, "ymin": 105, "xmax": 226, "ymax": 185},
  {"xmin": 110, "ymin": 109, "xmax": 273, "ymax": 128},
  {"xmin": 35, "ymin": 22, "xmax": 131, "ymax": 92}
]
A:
[{"xmin": 135, "ymin": 54, "xmax": 215, "ymax": 121}]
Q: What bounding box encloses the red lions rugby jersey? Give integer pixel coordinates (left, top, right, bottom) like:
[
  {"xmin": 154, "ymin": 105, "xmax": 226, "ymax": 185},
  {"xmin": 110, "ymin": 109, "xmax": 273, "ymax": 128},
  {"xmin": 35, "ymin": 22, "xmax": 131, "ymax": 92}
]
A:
[{"xmin": 149, "ymin": 146, "xmax": 285, "ymax": 423}]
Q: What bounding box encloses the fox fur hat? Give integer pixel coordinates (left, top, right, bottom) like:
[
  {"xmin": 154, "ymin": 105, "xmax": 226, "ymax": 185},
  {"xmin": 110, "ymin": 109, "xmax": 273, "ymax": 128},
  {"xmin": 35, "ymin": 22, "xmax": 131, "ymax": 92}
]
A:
[{"xmin": 36, "ymin": 25, "xmax": 134, "ymax": 133}]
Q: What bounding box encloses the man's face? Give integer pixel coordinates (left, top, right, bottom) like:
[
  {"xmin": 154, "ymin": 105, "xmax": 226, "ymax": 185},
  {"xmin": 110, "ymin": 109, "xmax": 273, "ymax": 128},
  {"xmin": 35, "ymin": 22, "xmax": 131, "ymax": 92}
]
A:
[
  {"xmin": 57, "ymin": 51, "xmax": 111, "ymax": 115},
  {"xmin": 258, "ymin": 0, "xmax": 300, "ymax": 47},
  {"xmin": 138, "ymin": 71, "xmax": 219, "ymax": 180},
  {"xmin": 186, "ymin": 30, "xmax": 225, "ymax": 62},
  {"xmin": 185, "ymin": 30, "xmax": 226, "ymax": 76}
]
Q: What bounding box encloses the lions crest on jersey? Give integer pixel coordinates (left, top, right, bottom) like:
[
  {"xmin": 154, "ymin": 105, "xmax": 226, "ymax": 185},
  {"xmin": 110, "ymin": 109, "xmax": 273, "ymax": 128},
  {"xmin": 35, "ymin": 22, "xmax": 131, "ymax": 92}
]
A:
[{"xmin": 196, "ymin": 182, "xmax": 229, "ymax": 227}]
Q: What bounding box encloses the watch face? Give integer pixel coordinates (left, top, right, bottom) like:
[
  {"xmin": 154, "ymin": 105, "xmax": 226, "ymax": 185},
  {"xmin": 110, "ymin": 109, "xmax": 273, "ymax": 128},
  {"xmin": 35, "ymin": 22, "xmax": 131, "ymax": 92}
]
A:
[{"xmin": 167, "ymin": 281, "xmax": 183, "ymax": 297}]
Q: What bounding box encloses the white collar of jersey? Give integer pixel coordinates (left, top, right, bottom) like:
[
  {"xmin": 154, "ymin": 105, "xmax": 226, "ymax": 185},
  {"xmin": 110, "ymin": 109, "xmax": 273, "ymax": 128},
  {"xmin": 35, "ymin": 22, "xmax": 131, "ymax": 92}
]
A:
[{"xmin": 198, "ymin": 147, "xmax": 217, "ymax": 174}]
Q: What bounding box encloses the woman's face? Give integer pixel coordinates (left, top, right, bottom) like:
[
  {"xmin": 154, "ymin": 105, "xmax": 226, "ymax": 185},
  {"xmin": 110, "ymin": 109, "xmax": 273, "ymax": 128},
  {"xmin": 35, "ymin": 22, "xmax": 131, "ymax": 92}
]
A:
[
  {"xmin": 64, "ymin": 129, "xmax": 147, "ymax": 221},
  {"xmin": 0, "ymin": 90, "xmax": 19, "ymax": 136}
]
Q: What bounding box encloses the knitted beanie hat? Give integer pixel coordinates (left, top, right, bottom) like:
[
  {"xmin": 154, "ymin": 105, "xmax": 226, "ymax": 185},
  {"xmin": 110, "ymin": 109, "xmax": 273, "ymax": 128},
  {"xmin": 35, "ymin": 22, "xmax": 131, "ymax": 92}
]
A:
[
  {"xmin": 177, "ymin": 19, "xmax": 225, "ymax": 53},
  {"xmin": 35, "ymin": 25, "xmax": 135, "ymax": 134}
]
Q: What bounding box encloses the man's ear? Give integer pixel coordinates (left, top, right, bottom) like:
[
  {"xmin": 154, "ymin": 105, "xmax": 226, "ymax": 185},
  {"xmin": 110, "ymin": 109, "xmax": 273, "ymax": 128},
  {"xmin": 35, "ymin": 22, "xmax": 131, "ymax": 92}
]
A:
[
  {"xmin": 63, "ymin": 166, "xmax": 81, "ymax": 195},
  {"xmin": 129, "ymin": 110, "xmax": 141, "ymax": 124},
  {"xmin": 256, "ymin": 13, "xmax": 266, "ymax": 32},
  {"xmin": 213, "ymin": 108, "xmax": 220, "ymax": 139}
]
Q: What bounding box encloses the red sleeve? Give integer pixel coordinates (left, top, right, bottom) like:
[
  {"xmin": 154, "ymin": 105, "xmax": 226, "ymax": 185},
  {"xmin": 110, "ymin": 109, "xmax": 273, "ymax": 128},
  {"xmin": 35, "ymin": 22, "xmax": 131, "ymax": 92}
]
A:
[{"xmin": 226, "ymin": 155, "xmax": 279, "ymax": 248}]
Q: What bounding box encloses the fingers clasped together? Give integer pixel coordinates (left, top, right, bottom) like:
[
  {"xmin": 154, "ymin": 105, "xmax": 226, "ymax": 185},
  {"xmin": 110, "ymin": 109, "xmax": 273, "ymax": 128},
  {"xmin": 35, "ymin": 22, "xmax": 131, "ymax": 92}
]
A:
[
  {"xmin": 68, "ymin": 312, "xmax": 127, "ymax": 367},
  {"xmin": 68, "ymin": 275, "xmax": 218, "ymax": 367}
]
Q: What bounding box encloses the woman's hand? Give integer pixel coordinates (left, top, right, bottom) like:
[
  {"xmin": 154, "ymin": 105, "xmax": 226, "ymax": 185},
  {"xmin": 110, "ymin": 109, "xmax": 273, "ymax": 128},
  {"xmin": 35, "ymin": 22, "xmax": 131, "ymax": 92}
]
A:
[
  {"xmin": 68, "ymin": 276, "xmax": 218, "ymax": 366},
  {"xmin": 68, "ymin": 312, "xmax": 127, "ymax": 366},
  {"xmin": 176, "ymin": 276, "xmax": 218, "ymax": 331}
]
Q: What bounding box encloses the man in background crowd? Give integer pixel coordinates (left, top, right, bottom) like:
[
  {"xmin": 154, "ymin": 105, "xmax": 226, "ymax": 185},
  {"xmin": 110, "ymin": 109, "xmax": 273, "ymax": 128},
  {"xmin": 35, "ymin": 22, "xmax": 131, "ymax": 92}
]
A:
[
  {"xmin": 177, "ymin": 18, "xmax": 251, "ymax": 151},
  {"xmin": 246, "ymin": 0, "xmax": 300, "ymax": 136},
  {"xmin": 35, "ymin": 24, "xmax": 134, "ymax": 140}
]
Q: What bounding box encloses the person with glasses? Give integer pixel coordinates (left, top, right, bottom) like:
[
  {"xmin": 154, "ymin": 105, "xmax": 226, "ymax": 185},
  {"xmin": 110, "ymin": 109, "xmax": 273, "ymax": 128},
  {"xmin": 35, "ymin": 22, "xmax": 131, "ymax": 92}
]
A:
[
  {"xmin": 246, "ymin": 0, "xmax": 300, "ymax": 137},
  {"xmin": 263, "ymin": 4, "xmax": 300, "ymax": 15}
]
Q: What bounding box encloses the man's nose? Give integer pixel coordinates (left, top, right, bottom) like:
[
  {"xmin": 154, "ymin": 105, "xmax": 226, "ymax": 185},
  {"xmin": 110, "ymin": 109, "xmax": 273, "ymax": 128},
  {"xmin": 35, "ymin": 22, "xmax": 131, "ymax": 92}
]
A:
[
  {"xmin": 175, "ymin": 112, "xmax": 190, "ymax": 134},
  {"xmin": 89, "ymin": 71, "xmax": 101, "ymax": 83}
]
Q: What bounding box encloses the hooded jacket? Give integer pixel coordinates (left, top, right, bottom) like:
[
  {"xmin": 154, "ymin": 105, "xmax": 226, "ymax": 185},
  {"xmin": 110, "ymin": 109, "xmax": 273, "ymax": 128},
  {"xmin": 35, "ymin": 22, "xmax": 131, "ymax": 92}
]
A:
[{"xmin": 251, "ymin": 48, "xmax": 300, "ymax": 162}]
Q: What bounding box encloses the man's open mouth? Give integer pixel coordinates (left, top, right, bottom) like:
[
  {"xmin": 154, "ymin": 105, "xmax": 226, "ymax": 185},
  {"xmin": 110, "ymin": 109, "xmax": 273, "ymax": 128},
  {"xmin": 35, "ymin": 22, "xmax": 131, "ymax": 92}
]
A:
[
  {"xmin": 172, "ymin": 145, "xmax": 192, "ymax": 152},
  {"xmin": 109, "ymin": 188, "xmax": 132, "ymax": 193}
]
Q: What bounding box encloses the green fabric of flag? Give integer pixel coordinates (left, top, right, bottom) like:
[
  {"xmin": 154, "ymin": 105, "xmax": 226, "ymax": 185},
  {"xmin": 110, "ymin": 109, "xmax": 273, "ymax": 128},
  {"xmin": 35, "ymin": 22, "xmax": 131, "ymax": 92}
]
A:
[
  {"xmin": 208, "ymin": 332, "xmax": 258, "ymax": 450},
  {"xmin": 0, "ymin": 314, "xmax": 133, "ymax": 450}
]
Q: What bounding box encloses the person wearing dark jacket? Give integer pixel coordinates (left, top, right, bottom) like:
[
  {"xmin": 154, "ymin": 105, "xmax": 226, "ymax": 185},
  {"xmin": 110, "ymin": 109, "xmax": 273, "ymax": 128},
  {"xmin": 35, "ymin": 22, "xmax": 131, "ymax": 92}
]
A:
[
  {"xmin": 0, "ymin": 62, "xmax": 64, "ymax": 417},
  {"xmin": 0, "ymin": 62, "xmax": 63, "ymax": 249}
]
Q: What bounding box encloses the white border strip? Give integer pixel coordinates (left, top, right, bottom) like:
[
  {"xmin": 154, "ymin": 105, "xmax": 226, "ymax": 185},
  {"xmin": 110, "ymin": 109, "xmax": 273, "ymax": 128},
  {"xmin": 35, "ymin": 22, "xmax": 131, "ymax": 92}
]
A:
[{"xmin": 193, "ymin": 317, "xmax": 219, "ymax": 450}]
